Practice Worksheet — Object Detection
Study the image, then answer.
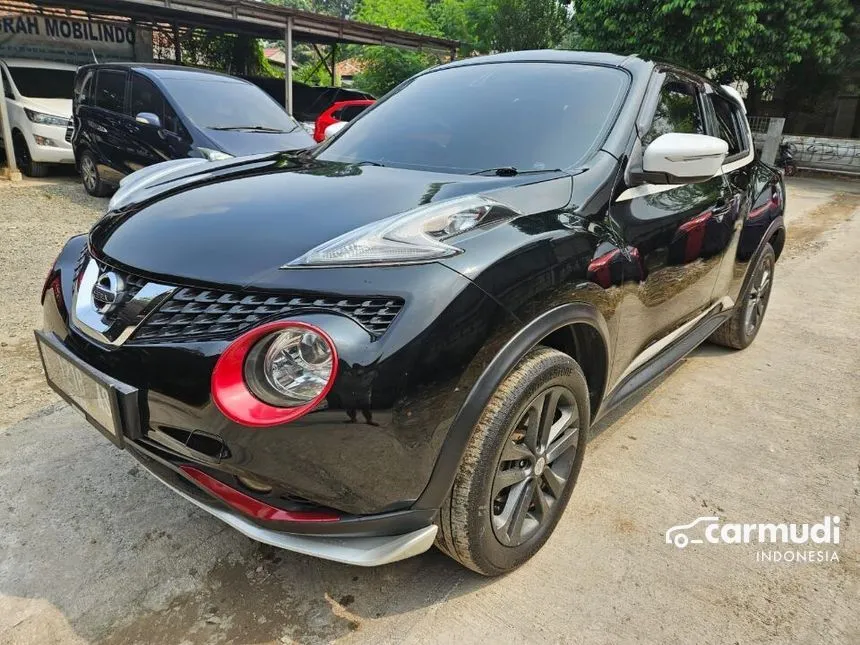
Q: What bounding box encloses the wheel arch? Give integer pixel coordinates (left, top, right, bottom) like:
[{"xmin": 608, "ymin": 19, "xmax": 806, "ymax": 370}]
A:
[{"xmin": 414, "ymin": 302, "xmax": 610, "ymax": 511}]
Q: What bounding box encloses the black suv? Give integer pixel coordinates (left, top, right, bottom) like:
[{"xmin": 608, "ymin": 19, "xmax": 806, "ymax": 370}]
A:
[
  {"xmin": 39, "ymin": 51, "xmax": 785, "ymax": 575},
  {"xmin": 70, "ymin": 63, "xmax": 313, "ymax": 196}
]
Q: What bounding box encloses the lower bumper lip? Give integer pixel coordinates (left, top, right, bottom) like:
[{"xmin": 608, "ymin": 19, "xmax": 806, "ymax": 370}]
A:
[{"xmin": 145, "ymin": 461, "xmax": 438, "ymax": 567}]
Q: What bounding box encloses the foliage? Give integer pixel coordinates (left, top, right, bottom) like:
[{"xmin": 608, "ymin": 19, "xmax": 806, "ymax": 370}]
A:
[
  {"xmin": 354, "ymin": 48, "xmax": 432, "ymax": 95},
  {"xmin": 267, "ymin": 0, "xmax": 360, "ymax": 18},
  {"xmin": 468, "ymin": 0, "xmax": 572, "ymax": 52},
  {"xmin": 573, "ymin": 0, "xmax": 853, "ymax": 103},
  {"xmin": 352, "ymin": 0, "xmax": 442, "ymax": 95},
  {"xmin": 183, "ymin": 32, "xmax": 278, "ymax": 76}
]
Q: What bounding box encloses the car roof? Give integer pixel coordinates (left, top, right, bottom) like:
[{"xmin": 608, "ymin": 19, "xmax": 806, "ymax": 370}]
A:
[
  {"xmin": 1, "ymin": 58, "xmax": 78, "ymax": 71},
  {"xmin": 437, "ymin": 49, "xmax": 652, "ymax": 72},
  {"xmin": 75, "ymin": 62, "xmax": 246, "ymax": 83}
]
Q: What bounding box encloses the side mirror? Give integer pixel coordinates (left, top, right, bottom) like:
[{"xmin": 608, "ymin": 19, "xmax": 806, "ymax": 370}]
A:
[
  {"xmin": 135, "ymin": 112, "xmax": 162, "ymax": 129},
  {"xmin": 642, "ymin": 133, "xmax": 728, "ymax": 184},
  {"xmin": 323, "ymin": 121, "xmax": 347, "ymax": 140}
]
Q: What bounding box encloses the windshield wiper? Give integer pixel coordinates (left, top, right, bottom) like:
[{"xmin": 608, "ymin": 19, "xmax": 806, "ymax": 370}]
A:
[
  {"xmin": 471, "ymin": 166, "xmax": 563, "ymax": 177},
  {"xmin": 209, "ymin": 125, "xmax": 292, "ymax": 133}
]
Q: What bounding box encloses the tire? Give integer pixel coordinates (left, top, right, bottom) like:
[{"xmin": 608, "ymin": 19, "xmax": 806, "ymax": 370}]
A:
[
  {"xmin": 710, "ymin": 243, "xmax": 776, "ymax": 350},
  {"xmin": 437, "ymin": 346, "xmax": 589, "ymax": 576},
  {"xmin": 12, "ymin": 131, "xmax": 49, "ymax": 178},
  {"xmin": 79, "ymin": 149, "xmax": 112, "ymax": 197}
]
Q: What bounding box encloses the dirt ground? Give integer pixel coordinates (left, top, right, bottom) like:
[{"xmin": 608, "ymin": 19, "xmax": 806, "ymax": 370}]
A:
[
  {"xmin": 0, "ymin": 175, "xmax": 104, "ymax": 428},
  {"xmin": 0, "ymin": 175, "xmax": 858, "ymax": 644}
]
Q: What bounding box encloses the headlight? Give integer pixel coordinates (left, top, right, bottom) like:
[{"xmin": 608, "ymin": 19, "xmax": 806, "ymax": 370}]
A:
[
  {"xmin": 212, "ymin": 321, "xmax": 338, "ymax": 427},
  {"xmin": 288, "ymin": 195, "xmax": 519, "ymax": 267},
  {"xmin": 197, "ymin": 147, "xmax": 234, "ymax": 161},
  {"xmin": 24, "ymin": 108, "xmax": 68, "ymax": 127}
]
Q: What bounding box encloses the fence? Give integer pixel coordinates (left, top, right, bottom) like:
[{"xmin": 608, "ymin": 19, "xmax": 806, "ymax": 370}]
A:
[
  {"xmin": 748, "ymin": 116, "xmax": 785, "ymax": 166},
  {"xmin": 749, "ymin": 115, "xmax": 860, "ymax": 175}
]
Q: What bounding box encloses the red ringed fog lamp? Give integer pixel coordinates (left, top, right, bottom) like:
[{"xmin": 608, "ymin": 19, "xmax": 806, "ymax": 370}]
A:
[{"xmin": 212, "ymin": 321, "xmax": 338, "ymax": 427}]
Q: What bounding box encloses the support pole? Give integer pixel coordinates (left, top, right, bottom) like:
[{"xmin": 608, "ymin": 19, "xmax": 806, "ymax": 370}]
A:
[
  {"xmin": 285, "ymin": 18, "xmax": 294, "ymax": 116},
  {"xmin": 331, "ymin": 43, "xmax": 338, "ymax": 86},
  {"xmin": 173, "ymin": 24, "xmax": 181, "ymax": 64},
  {"xmin": 0, "ymin": 71, "xmax": 21, "ymax": 181}
]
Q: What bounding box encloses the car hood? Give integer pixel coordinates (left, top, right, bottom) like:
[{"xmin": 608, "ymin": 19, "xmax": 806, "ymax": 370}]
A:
[
  {"xmin": 202, "ymin": 127, "xmax": 314, "ymax": 156},
  {"xmin": 18, "ymin": 97, "xmax": 72, "ymax": 119},
  {"xmin": 90, "ymin": 153, "xmax": 573, "ymax": 286}
]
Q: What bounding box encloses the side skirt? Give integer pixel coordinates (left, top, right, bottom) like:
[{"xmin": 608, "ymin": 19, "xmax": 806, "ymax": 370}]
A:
[{"xmin": 596, "ymin": 305, "xmax": 733, "ymax": 422}]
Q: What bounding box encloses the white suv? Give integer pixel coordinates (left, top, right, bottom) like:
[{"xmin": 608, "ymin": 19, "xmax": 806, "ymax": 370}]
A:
[{"xmin": 0, "ymin": 59, "xmax": 77, "ymax": 177}]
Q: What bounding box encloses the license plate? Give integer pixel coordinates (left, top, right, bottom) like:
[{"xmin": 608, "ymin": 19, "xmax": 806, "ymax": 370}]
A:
[{"xmin": 35, "ymin": 331, "xmax": 139, "ymax": 448}]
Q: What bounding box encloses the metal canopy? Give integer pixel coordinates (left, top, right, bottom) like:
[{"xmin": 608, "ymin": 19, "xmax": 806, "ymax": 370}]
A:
[{"xmin": 1, "ymin": 0, "xmax": 460, "ymax": 53}]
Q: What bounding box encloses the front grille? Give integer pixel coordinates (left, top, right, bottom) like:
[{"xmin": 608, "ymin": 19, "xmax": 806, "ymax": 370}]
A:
[
  {"xmin": 133, "ymin": 288, "xmax": 404, "ymax": 342},
  {"xmin": 77, "ymin": 252, "xmax": 404, "ymax": 342},
  {"xmin": 64, "ymin": 119, "xmax": 74, "ymax": 143}
]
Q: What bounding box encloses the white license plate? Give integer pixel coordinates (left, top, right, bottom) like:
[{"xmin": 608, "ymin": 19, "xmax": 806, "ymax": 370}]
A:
[{"xmin": 35, "ymin": 332, "xmax": 137, "ymax": 447}]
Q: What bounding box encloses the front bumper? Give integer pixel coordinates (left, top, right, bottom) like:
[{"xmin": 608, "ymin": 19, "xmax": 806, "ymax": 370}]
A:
[
  {"xmin": 25, "ymin": 122, "xmax": 74, "ymax": 164},
  {"xmin": 145, "ymin": 461, "xmax": 438, "ymax": 566}
]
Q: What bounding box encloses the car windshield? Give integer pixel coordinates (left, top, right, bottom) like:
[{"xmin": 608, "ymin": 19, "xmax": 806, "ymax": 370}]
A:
[
  {"xmin": 317, "ymin": 62, "xmax": 629, "ymax": 174},
  {"xmin": 160, "ymin": 75, "xmax": 301, "ymax": 132},
  {"xmin": 7, "ymin": 66, "xmax": 75, "ymax": 99}
]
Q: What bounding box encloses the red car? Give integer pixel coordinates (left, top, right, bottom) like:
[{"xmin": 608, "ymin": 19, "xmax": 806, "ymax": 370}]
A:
[{"xmin": 313, "ymin": 99, "xmax": 374, "ymax": 142}]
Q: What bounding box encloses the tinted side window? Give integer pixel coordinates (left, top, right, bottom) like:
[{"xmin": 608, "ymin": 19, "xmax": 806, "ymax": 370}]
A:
[
  {"xmin": 75, "ymin": 70, "xmax": 93, "ymax": 105},
  {"xmin": 644, "ymin": 78, "xmax": 704, "ymax": 146},
  {"xmin": 711, "ymin": 94, "xmax": 747, "ymax": 157},
  {"xmin": 337, "ymin": 105, "xmax": 367, "ymax": 121},
  {"xmin": 130, "ymin": 74, "xmax": 164, "ymax": 120},
  {"xmin": 95, "ymin": 70, "xmax": 127, "ymax": 113},
  {"xmin": 163, "ymin": 101, "xmax": 183, "ymax": 135}
]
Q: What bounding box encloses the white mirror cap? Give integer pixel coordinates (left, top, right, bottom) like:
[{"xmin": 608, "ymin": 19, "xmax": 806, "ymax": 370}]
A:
[
  {"xmin": 324, "ymin": 121, "xmax": 348, "ymax": 140},
  {"xmin": 721, "ymin": 85, "xmax": 747, "ymax": 113},
  {"xmin": 643, "ymin": 133, "xmax": 728, "ymax": 181}
]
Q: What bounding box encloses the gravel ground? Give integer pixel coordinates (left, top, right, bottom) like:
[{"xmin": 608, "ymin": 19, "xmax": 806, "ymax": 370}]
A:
[{"xmin": 0, "ymin": 176, "xmax": 105, "ymax": 428}]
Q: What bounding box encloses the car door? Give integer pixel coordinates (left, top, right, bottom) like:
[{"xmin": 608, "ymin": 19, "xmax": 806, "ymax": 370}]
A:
[
  {"xmin": 608, "ymin": 71, "xmax": 734, "ymax": 379},
  {"xmin": 126, "ymin": 72, "xmax": 176, "ymax": 171},
  {"xmin": 705, "ymin": 87, "xmax": 755, "ymax": 301},
  {"xmin": 90, "ymin": 68, "xmax": 130, "ymax": 183}
]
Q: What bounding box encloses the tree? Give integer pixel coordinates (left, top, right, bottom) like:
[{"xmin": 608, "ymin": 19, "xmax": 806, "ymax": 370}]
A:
[
  {"xmin": 574, "ymin": 0, "xmax": 852, "ymax": 111},
  {"xmin": 353, "ymin": 0, "xmax": 443, "ymax": 95},
  {"xmin": 466, "ymin": 0, "xmax": 572, "ymax": 52}
]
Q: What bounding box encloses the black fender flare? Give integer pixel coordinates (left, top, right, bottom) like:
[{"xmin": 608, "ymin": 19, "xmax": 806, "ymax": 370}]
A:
[
  {"xmin": 414, "ymin": 302, "xmax": 611, "ymax": 510},
  {"xmin": 740, "ymin": 215, "xmax": 784, "ymax": 298}
]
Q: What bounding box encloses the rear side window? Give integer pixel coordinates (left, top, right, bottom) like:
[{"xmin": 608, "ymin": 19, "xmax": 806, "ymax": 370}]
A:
[
  {"xmin": 644, "ymin": 77, "xmax": 704, "ymax": 146},
  {"xmin": 710, "ymin": 94, "xmax": 748, "ymax": 157},
  {"xmin": 336, "ymin": 105, "xmax": 368, "ymax": 122},
  {"xmin": 95, "ymin": 70, "xmax": 127, "ymax": 113},
  {"xmin": 130, "ymin": 74, "xmax": 165, "ymax": 120},
  {"xmin": 74, "ymin": 70, "xmax": 94, "ymax": 105}
]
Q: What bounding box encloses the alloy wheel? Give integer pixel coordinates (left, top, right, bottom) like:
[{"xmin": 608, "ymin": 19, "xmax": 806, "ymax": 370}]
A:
[
  {"xmin": 491, "ymin": 385, "xmax": 580, "ymax": 547},
  {"xmin": 81, "ymin": 155, "xmax": 97, "ymax": 191},
  {"xmin": 744, "ymin": 258, "xmax": 773, "ymax": 336}
]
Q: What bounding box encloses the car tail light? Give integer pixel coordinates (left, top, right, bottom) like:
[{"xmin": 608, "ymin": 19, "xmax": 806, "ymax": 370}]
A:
[
  {"xmin": 211, "ymin": 321, "xmax": 338, "ymax": 427},
  {"xmin": 180, "ymin": 466, "xmax": 340, "ymax": 522}
]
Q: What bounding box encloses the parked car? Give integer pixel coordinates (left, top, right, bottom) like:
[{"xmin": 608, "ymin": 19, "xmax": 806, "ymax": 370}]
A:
[
  {"xmin": 38, "ymin": 51, "xmax": 785, "ymax": 575},
  {"xmin": 313, "ymin": 99, "xmax": 375, "ymax": 142},
  {"xmin": 0, "ymin": 58, "xmax": 77, "ymax": 177},
  {"xmin": 70, "ymin": 63, "xmax": 314, "ymax": 196}
]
